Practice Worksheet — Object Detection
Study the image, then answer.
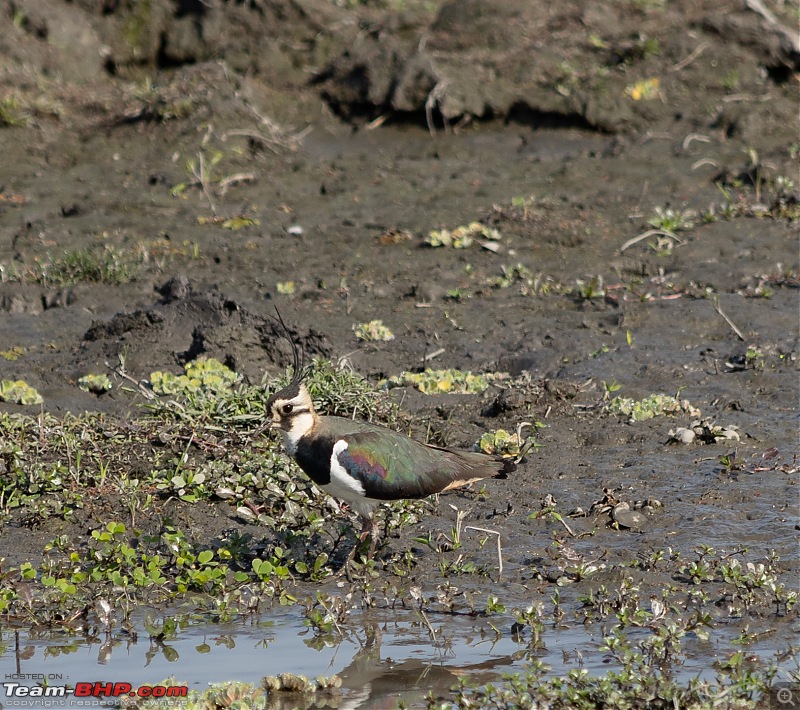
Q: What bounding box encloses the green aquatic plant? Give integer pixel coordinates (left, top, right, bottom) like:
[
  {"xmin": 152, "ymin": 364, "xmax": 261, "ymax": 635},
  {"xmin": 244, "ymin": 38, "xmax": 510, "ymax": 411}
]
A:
[
  {"xmin": 478, "ymin": 425, "xmax": 541, "ymax": 459},
  {"xmin": 426, "ymin": 221, "xmax": 501, "ymax": 249},
  {"xmin": 150, "ymin": 356, "xmax": 238, "ymax": 396},
  {"xmin": 0, "ymin": 346, "xmax": 25, "ymax": 361},
  {"xmin": 386, "ymin": 368, "xmax": 505, "ymax": 394},
  {"xmin": 78, "ymin": 373, "xmax": 113, "ymax": 394},
  {"xmin": 353, "ymin": 319, "xmax": 395, "ymax": 342},
  {"xmin": 624, "ymin": 76, "xmax": 662, "ymax": 101},
  {"xmin": 607, "ymin": 393, "xmax": 701, "ymax": 422},
  {"xmin": 0, "ymin": 380, "xmax": 43, "ymax": 405}
]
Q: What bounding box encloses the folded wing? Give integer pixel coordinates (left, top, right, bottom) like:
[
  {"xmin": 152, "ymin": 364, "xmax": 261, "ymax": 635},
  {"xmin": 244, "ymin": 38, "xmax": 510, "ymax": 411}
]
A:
[{"xmin": 335, "ymin": 429, "xmax": 514, "ymax": 501}]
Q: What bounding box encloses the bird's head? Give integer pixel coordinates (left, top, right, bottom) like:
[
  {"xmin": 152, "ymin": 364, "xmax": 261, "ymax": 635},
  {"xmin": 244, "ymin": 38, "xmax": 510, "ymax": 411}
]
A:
[
  {"xmin": 266, "ymin": 381, "xmax": 317, "ymax": 453},
  {"xmin": 264, "ymin": 307, "xmax": 318, "ymax": 452}
]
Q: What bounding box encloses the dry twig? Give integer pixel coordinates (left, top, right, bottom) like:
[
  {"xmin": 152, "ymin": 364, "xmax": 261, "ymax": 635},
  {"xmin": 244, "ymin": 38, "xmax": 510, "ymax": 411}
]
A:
[
  {"xmin": 713, "ymin": 297, "xmax": 746, "ymax": 341},
  {"xmin": 465, "ymin": 526, "xmax": 503, "ymax": 579}
]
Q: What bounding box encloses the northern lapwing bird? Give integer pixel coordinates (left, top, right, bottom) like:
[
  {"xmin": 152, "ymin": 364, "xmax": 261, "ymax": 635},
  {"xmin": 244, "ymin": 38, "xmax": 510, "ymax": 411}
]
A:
[{"xmin": 265, "ymin": 322, "xmax": 514, "ymax": 560}]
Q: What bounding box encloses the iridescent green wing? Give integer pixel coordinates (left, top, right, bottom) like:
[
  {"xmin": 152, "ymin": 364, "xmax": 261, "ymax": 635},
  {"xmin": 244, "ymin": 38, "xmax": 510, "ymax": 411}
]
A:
[{"xmin": 335, "ymin": 427, "xmax": 509, "ymax": 501}]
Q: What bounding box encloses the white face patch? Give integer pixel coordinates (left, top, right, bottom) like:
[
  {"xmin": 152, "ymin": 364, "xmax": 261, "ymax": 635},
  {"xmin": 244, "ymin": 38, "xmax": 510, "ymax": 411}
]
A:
[
  {"xmin": 278, "ymin": 410, "xmax": 315, "ymax": 456},
  {"xmin": 323, "ymin": 439, "xmax": 371, "ymax": 512}
]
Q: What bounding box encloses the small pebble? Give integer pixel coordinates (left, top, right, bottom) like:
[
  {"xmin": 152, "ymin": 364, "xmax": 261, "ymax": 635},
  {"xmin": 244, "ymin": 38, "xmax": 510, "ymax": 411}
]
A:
[
  {"xmin": 236, "ymin": 506, "xmax": 256, "ymax": 522},
  {"xmin": 613, "ymin": 508, "xmax": 647, "ymax": 529},
  {"xmin": 672, "ymin": 427, "xmax": 696, "ymax": 444},
  {"xmin": 612, "ymin": 502, "xmax": 630, "ymax": 515}
]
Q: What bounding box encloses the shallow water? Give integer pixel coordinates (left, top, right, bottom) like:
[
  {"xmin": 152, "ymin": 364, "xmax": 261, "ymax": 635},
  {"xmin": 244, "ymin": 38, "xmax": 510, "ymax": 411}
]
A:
[{"xmin": 2, "ymin": 603, "xmax": 796, "ymax": 707}]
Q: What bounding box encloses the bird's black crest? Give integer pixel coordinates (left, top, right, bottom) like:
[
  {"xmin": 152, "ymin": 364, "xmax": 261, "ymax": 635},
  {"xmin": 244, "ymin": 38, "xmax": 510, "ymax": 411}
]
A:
[
  {"xmin": 267, "ymin": 307, "xmax": 309, "ymax": 386},
  {"xmin": 265, "ymin": 379, "xmax": 303, "ymax": 410}
]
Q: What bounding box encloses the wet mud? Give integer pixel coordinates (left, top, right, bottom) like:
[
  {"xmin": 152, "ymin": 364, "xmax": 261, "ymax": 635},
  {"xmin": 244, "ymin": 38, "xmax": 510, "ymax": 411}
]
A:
[{"xmin": 0, "ymin": 0, "xmax": 798, "ymax": 704}]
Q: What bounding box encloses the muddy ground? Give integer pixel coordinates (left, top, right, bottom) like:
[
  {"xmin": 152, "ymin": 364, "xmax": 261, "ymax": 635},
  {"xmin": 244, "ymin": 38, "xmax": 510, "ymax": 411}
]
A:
[{"xmin": 0, "ymin": 0, "xmax": 798, "ymax": 704}]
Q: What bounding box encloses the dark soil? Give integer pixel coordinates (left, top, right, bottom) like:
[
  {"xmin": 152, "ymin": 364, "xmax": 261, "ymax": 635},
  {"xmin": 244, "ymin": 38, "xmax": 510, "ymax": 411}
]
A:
[{"xmin": 0, "ymin": 0, "xmax": 798, "ymax": 700}]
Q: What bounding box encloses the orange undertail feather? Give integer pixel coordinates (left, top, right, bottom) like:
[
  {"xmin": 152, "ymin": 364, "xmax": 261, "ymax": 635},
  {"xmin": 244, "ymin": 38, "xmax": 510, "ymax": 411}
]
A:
[{"xmin": 441, "ymin": 456, "xmax": 516, "ymax": 491}]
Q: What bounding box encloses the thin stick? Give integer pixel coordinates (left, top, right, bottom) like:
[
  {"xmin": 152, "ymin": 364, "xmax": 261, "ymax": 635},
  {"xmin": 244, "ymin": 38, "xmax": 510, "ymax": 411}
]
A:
[
  {"xmin": 365, "ymin": 114, "xmax": 389, "ymax": 130},
  {"xmin": 713, "ymin": 298, "xmax": 746, "ymax": 341},
  {"xmin": 619, "ymin": 229, "xmax": 683, "ymax": 253},
  {"xmin": 415, "ymin": 606, "xmax": 437, "ymax": 642},
  {"xmin": 465, "ymin": 526, "xmax": 503, "ymax": 580},
  {"xmin": 106, "ymin": 361, "xmax": 156, "ymax": 400},
  {"xmin": 316, "ymin": 596, "xmax": 345, "ymax": 637},
  {"xmin": 556, "ymin": 515, "xmax": 578, "ymax": 538},
  {"xmin": 422, "ymin": 347, "xmax": 445, "ymax": 363},
  {"xmin": 669, "ymin": 42, "xmax": 709, "ymax": 72},
  {"xmin": 196, "ymin": 152, "xmax": 217, "ymax": 215},
  {"xmin": 218, "ymin": 172, "xmax": 256, "ymax": 194},
  {"xmin": 746, "ymin": 0, "xmax": 778, "ymax": 23},
  {"xmin": 682, "ymin": 133, "xmax": 711, "ymax": 150},
  {"xmin": 691, "ymin": 158, "xmax": 719, "ymax": 170}
]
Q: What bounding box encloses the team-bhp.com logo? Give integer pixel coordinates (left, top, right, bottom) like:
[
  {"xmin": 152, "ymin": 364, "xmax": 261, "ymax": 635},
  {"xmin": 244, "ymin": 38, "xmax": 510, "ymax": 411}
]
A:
[{"xmin": 3, "ymin": 680, "xmax": 188, "ymax": 702}]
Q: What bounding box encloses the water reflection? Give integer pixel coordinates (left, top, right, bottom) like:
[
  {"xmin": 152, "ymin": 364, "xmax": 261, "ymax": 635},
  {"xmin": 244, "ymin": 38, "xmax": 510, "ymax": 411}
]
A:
[
  {"xmin": 5, "ymin": 604, "xmax": 780, "ymax": 707},
  {"xmin": 328, "ymin": 623, "xmax": 517, "ymax": 709},
  {"xmin": 0, "ymin": 608, "xmax": 524, "ymax": 707}
]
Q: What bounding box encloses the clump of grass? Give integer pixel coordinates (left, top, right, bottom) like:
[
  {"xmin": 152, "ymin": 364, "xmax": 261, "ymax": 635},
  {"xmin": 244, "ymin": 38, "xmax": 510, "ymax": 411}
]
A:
[
  {"xmin": 488, "ymin": 262, "xmax": 532, "ymax": 289},
  {"xmin": 0, "ymin": 97, "xmax": 27, "ymax": 127},
  {"xmin": 574, "ymin": 275, "xmax": 606, "ymax": 301},
  {"xmin": 36, "ymin": 246, "xmax": 136, "ymax": 286},
  {"xmin": 487, "ymin": 264, "xmax": 564, "ymax": 296},
  {"xmin": 197, "ymin": 215, "xmax": 260, "ymax": 231},
  {"xmin": 647, "ymin": 206, "xmax": 696, "ymax": 232},
  {"xmin": 132, "ymin": 75, "xmax": 198, "ymax": 122},
  {"xmin": 301, "ymin": 358, "xmax": 396, "ymax": 422},
  {"xmin": 143, "ymin": 355, "xmax": 396, "ymax": 429}
]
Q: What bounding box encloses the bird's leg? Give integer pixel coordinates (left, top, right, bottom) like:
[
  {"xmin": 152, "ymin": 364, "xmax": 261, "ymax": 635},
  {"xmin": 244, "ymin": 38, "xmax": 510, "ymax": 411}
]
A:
[
  {"xmin": 363, "ymin": 513, "xmax": 377, "ymax": 559},
  {"xmin": 352, "ymin": 513, "xmax": 375, "ymax": 561},
  {"xmin": 336, "ymin": 513, "xmax": 375, "ymax": 579}
]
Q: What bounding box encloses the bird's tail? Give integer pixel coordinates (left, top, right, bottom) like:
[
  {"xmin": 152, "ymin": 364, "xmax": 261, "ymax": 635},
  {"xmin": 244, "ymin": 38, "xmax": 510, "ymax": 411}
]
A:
[{"xmin": 492, "ymin": 457, "xmax": 516, "ymax": 479}]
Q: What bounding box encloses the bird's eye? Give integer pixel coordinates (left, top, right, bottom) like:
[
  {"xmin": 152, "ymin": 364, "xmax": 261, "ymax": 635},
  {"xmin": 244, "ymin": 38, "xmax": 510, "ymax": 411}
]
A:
[{"xmin": 281, "ymin": 403, "xmax": 294, "ymax": 415}]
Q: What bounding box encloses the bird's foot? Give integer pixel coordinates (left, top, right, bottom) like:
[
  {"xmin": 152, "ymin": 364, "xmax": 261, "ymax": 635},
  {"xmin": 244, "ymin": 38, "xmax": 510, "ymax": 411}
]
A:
[{"xmin": 334, "ymin": 516, "xmax": 376, "ymax": 580}]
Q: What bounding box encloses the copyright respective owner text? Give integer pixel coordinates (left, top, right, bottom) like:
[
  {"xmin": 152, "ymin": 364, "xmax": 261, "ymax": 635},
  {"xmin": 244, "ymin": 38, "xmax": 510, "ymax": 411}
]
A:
[
  {"xmin": 2, "ymin": 677, "xmax": 189, "ymax": 707},
  {"xmin": 769, "ymin": 682, "xmax": 800, "ymax": 710}
]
